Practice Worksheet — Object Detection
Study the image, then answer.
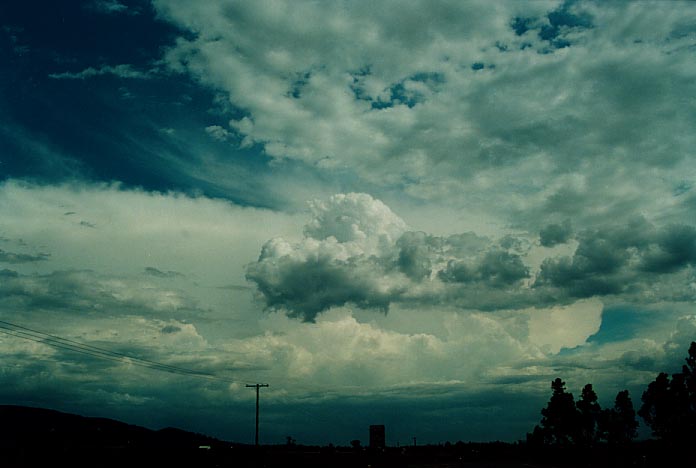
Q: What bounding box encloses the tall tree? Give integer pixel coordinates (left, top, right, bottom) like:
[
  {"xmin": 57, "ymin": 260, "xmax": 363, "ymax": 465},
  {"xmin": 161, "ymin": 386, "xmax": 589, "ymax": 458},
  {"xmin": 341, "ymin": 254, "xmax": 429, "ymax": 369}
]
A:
[
  {"xmin": 638, "ymin": 372, "xmax": 672, "ymax": 440},
  {"xmin": 683, "ymin": 342, "xmax": 696, "ymax": 412},
  {"xmin": 540, "ymin": 378, "xmax": 580, "ymax": 446},
  {"xmin": 600, "ymin": 390, "xmax": 638, "ymax": 446},
  {"xmin": 576, "ymin": 383, "xmax": 601, "ymax": 447},
  {"xmin": 639, "ymin": 341, "xmax": 696, "ymax": 443}
]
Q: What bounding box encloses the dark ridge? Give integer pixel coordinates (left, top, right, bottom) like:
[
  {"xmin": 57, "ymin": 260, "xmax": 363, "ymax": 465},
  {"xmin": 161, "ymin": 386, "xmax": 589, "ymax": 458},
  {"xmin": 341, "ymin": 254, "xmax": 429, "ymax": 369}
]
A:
[{"xmin": 0, "ymin": 405, "xmax": 242, "ymax": 467}]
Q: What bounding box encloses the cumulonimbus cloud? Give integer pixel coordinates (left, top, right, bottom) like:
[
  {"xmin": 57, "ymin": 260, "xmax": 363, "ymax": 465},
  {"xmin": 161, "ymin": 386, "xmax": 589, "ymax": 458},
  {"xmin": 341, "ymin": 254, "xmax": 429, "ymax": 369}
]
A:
[{"xmin": 246, "ymin": 193, "xmax": 696, "ymax": 320}]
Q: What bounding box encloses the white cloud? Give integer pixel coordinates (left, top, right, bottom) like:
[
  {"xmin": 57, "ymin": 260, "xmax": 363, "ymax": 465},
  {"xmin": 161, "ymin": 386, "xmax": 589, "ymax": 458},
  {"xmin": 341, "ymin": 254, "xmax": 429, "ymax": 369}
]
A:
[
  {"xmin": 0, "ymin": 182, "xmax": 610, "ymax": 397},
  {"xmin": 0, "ymin": 180, "xmax": 301, "ymax": 278},
  {"xmin": 151, "ymin": 0, "xmax": 696, "ymax": 236},
  {"xmin": 304, "ymin": 193, "xmax": 406, "ymax": 247},
  {"xmin": 246, "ymin": 193, "xmax": 696, "ymax": 320},
  {"xmin": 527, "ymin": 299, "xmax": 603, "ymax": 354},
  {"xmin": 87, "ymin": 0, "xmax": 134, "ymax": 15},
  {"xmin": 204, "ymin": 125, "xmax": 230, "ymax": 141},
  {"xmin": 49, "ymin": 64, "xmax": 150, "ymax": 80},
  {"xmin": 0, "ymin": 180, "xmax": 304, "ymax": 345},
  {"xmin": 3, "ymin": 182, "xmax": 696, "ymax": 443},
  {"xmin": 232, "ymin": 306, "xmax": 544, "ymax": 393}
]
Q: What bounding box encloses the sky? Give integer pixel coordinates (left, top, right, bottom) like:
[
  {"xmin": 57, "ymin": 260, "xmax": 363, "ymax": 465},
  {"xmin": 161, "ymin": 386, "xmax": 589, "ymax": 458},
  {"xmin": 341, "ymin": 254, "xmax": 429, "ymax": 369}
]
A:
[{"xmin": 1, "ymin": 0, "xmax": 696, "ymax": 446}]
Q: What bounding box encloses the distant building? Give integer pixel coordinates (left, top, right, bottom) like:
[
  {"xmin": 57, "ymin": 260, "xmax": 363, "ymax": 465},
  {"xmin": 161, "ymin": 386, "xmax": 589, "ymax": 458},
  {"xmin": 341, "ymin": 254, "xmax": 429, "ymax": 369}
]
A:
[{"xmin": 369, "ymin": 425, "xmax": 385, "ymax": 449}]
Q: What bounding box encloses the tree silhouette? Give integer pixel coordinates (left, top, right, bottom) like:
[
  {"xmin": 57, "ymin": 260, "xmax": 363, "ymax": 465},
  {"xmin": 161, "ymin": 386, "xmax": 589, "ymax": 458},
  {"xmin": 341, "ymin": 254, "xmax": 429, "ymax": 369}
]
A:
[
  {"xmin": 682, "ymin": 341, "xmax": 696, "ymax": 413},
  {"xmin": 639, "ymin": 341, "xmax": 696, "ymax": 443},
  {"xmin": 575, "ymin": 383, "xmax": 601, "ymax": 447},
  {"xmin": 599, "ymin": 390, "xmax": 638, "ymax": 446},
  {"xmin": 539, "ymin": 378, "xmax": 580, "ymax": 446}
]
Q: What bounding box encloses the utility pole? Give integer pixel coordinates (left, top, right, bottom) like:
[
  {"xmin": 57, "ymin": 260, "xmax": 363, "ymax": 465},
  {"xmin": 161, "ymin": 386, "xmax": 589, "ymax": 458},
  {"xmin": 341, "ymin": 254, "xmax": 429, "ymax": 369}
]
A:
[{"xmin": 246, "ymin": 383, "xmax": 269, "ymax": 447}]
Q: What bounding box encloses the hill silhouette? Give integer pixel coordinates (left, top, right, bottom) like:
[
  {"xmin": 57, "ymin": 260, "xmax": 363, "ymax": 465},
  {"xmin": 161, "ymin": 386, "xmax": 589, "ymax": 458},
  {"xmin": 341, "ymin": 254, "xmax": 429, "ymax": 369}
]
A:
[{"xmin": 0, "ymin": 405, "xmax": 241, "ymax": 467}]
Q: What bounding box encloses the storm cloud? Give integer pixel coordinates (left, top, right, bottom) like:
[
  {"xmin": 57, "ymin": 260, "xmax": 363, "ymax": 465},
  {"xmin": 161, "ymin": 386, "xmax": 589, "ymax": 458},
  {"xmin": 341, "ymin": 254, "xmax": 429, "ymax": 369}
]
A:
[{"xmin": 247, "ymin": 195, "xmax": 696, "ymax": 320}]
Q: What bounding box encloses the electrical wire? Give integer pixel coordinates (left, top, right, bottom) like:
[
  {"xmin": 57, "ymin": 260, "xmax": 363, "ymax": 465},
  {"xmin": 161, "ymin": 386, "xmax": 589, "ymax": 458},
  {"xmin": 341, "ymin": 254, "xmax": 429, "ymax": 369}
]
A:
[{"xmin": 0, "ymin": 319, "xmax": 249, "ymax": 385}]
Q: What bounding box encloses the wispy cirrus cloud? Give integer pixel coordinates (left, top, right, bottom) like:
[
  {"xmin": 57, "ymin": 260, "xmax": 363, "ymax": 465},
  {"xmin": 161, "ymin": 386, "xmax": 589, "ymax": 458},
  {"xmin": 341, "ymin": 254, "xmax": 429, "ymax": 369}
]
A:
[
  {"xmin": 86, "ymin": 0, "xmax": 137, "ymax": 16},
  {"xmin": 49, "ymin": 64, "xmax": 151, "ymax": 80}
]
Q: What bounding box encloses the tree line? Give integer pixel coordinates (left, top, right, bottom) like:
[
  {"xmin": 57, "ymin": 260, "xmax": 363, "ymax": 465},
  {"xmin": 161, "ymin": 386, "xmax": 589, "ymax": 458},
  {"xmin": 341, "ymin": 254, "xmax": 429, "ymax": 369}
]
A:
[{"xmin": 528, "ymin": 341, "xmax": 696, "ymax": 448}]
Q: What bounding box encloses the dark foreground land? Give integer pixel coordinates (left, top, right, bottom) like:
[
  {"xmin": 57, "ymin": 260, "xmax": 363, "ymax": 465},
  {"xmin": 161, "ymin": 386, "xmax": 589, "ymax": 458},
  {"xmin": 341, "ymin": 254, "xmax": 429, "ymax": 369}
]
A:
[{"xmin": 0, "ymin": 405, "xmax": 679, "ymax": 468}]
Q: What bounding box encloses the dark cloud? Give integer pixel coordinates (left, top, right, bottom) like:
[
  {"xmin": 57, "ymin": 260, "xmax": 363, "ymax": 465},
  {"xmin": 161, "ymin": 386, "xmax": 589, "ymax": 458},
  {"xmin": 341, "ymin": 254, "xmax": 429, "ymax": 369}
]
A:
[
  {"xmin": 248, "ymin": 196, "xmax": 696, "ymax": 318},
  {"xmin": 216, "ymin": 284, "xmax": 252, "ymax": 291},
  {"xmin": 498, "ymin": 235, "xmax": 530, "ymax": 253},
  {"xmin": 439, "ymin": 249, "xmax": 529, "ymax": 287},
  {"xmin": 246, "ymin": 247, "xmax": 397, "ymax": 321},
  {"xmin": 0, "ymin": 269, "xmax": 200, "ymax": 317},
  {"xmin": 0, "ymin": 249, "xmax": 49, "ymax": 264},
  {"xmin": 246, "ymin": 195, "xmax": 538, "ymax": 317},
  {"xmin": 640, "ymin": 224, "xmax": 696, "ymax": 273},
  {"xmin": 144, "ymin": 267, "xmax": 184, "ymax": 279},
  {"xmin": 395, "ymin": 231, "xmax": 437, "ymax": 280},
  {"xmin": 0, "ymin": 269, "xmax": 20, "ymax": 278},
  {"xmin": 543, "ymin": 186, "xmax": 588, "ymax": 216},
  {"xmin": 534, "ymin": 220, "xmax": 696, "ymax": 299},
  {"xmin": 539, "ymin": 220, "xmax": 573, "ymax": 247},
  {"xmin": 478, "ymin": 250, "xmax": 529, "ymax": 286},
  {"xmin": 160, "ymin": 325, "xmax": 181, "ymax": 334},
  {"xmin": 245, "ymin": 194, "xmax": 532, "ymax": 319}
]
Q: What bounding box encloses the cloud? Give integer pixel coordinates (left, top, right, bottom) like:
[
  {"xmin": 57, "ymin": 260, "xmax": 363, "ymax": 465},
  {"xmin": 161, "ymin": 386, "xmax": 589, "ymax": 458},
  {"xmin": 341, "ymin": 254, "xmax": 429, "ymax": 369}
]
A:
[
  {"xmin": 0, "ymin": 249, "xmax": 49, "ymax": 264},
  {"xmin": 161, "ymin": 324, "xmax": 182, "ymax": 334},
  {"xmin": 238, "ymin": 307, "xmax": 543, "ymax": 390},
  {"xmin": 5, "ymin": 0, "xmax": 696, "ymax": 442},
  {"xmin": 3, "ymin": 183, "xmax": 694, "ymax": 443},
  {"xmin": 86, "ymin": 0, "xmax": 136, "ymax": 15},
  {"xmin": 303, "ymin": 193, "xmax": 407, "ymax": 246},
  {"xmin": 247, "ymin": 193, "xmax": 696, "ymax": 319},
  {"xmin": 439, "ymin": 249, "xmax": 529, "ymax": 287},
  {"xmin": 527, "ymin": 299, "xmax": 603, "ymax": 354},
  {"xmin": 246, "ymin": 194, "xmax": 544, "ymax": 320},
  {"xmin": 639, "ymin": 224, "xmax": 696, "ymax": 273},
  {"xmin": 151, "ymin": 0, "xmax": 696, "ymax": 234},
  {"xmin": 534, "ymin": 219, "xmax": 696, "ymax": 299},
  {"xmin": 662, "ymin": 314, "xmax": 696, "ymax": 367},
  {"xmin": 204, "ymin": 125, "xmax": 230, "ymax": 141},
  {"xmin": 0, "ymin": 269, "xmax": 198, "ymax": 316},
  {"xmin": 49, "ymin": 64, "xmax": 150, "ymax": 80},
  {"xmin": 0, "ymin": 179, "xmax": 305, "ymax": 343},
  {"xmin": 144, "ymin": 267, "xmax": 185, "ymax": 279},
  {"xmin": 246, "ymin": 194, "xmax": 407, "ymax": 320},
  {"xmin": 539, "ymin": 220, "xmax": 573, "ymax": 247}
]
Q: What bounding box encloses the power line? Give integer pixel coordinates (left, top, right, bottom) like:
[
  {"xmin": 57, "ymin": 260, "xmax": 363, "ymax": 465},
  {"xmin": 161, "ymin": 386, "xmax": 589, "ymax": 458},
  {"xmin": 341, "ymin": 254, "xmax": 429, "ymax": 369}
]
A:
[
  {"xmin": 0, "ymin": 319, "xmax": 248, "ymax": 384},
  {"xmin": 0, "ymin": 320, "xmax": 206, "ymax": 377},
  {"xmin": 0, "ymin": 326, "xmax": 210, "ymax": 378},
  {"xmin": 1, "ymin": 319, "xmax": 277, "ymax": 445}
]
